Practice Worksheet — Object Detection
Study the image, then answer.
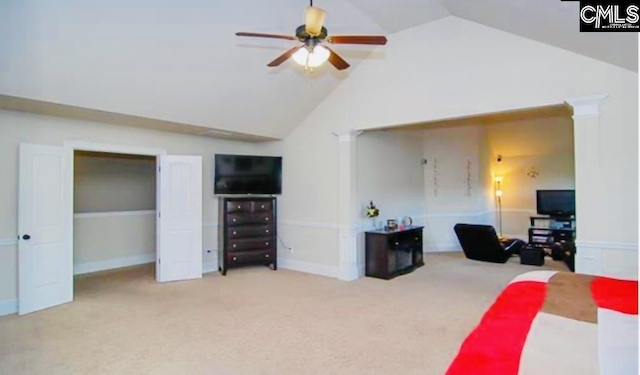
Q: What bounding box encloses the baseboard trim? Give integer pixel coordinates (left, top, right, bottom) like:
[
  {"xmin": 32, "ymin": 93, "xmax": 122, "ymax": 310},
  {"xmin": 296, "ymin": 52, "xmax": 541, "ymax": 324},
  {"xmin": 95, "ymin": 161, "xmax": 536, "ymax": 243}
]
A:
[
  {"xmin": 278, "ymin": 258, "xmax": 339, "ymax": 279},
  {"xmin": 74, "ymin": 253, "xmax": 155, "ymax": 275},
  {"xmin": 0, "ymin": 298, "xmax": 18, "ymax": 317}
]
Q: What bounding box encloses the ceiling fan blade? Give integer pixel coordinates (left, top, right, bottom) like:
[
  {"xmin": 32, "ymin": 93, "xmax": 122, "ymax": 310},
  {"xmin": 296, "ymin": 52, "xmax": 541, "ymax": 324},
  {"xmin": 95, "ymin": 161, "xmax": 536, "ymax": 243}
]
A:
[
  {"xmin": 326, "ymin": 35, "xmax": 387, "ymax": 45},
  {"xmin": 324, "ymin": 46, "xmax": 350, "ymax": 71},
  {"xmin": 267, "ymin": 46, "xmax": 303, "ymax": 67},
  {"xmin": 236, "ymin": 32, "xmax": 297, "ymax": 41}
]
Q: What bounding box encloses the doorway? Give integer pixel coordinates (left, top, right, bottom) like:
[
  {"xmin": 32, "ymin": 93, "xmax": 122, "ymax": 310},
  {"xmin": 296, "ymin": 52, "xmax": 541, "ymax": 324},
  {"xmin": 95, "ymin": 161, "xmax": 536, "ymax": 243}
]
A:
[{"xmin": 73, "ymin": 150, "xmax": 156, "ymax": 278}]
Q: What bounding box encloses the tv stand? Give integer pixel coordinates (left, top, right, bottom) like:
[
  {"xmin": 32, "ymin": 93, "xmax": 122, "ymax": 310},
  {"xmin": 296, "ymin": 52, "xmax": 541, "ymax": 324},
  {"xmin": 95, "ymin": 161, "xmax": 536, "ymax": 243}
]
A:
[
  {"xmin": 365, "ymin": 226, "xmax": 424, "ymax": 280},
  {"xmin": 528, "ymin": 216, "xmax": 575, "ymax": 271}
]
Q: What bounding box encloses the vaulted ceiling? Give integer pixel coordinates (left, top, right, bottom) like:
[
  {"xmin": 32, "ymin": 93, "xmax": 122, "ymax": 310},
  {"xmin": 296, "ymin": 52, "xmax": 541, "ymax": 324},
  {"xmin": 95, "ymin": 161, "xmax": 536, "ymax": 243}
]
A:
[{"xmin": 0, "ymin": 0, "xmax": 636, "ymax": 140}]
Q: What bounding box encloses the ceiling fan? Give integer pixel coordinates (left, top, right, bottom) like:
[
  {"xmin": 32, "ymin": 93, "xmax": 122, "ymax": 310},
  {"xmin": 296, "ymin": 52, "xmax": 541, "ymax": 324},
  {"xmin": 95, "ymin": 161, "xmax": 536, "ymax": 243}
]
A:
[{"xmin": 235, "ymin": 0, "xmax": 387, "ymax": 71}]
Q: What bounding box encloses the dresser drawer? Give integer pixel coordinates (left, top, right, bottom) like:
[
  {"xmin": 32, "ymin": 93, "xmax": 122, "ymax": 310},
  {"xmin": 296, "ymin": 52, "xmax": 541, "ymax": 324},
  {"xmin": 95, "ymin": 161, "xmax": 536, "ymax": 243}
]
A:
[
  {"xmin": 227, "ymin": 250, "xmax": 274, "ymax": 265},
  {"xmin": 228, "ymin": 237, "xmax": 274, "ymax": 252},
  {"xmin": 388, "ymin": 231, "xmax": 422, "ymax": 250},
  {"xmin": 227, "ymin": 213, "xmax": 273, "ymax": 226},
  {"xmin": 252, "ymin": 200, "xmax": 273, "ymax": 212},
  {"xmin": 228, "ymin": 225, "xmax": 273, "ymax": 239},
  {"xmin": 226, "ymin": 201, "xmax": 252, "ymax": 213}
]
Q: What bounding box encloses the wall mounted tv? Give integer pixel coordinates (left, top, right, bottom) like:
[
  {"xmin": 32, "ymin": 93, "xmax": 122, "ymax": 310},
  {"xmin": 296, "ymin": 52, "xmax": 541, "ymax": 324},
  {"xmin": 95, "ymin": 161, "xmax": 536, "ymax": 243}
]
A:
[
  {"xmin": 214, "ymin": 154, "xmax": 282, "ymax": 195},
  {"xmin": 536, "ymin": 189, "xmax": 575, "ymax": 217}
]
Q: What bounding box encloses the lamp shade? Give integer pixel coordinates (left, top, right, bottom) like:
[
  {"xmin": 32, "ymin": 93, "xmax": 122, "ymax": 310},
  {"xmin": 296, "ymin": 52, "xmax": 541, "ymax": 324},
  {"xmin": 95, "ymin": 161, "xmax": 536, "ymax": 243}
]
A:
[
  {"xmin": 292, "ymin": 45, "xmax": 330, "ymax": 68},
  {"xmin": 305, "ymin": 6, "xmax": 326, "ymax": 36}
]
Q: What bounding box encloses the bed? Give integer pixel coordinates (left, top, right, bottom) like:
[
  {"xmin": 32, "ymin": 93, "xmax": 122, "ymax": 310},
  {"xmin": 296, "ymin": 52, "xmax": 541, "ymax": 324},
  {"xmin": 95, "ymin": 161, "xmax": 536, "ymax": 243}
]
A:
[{"xmin": 446, "ymin": 271, "xmax": 638, "ymax": 375}]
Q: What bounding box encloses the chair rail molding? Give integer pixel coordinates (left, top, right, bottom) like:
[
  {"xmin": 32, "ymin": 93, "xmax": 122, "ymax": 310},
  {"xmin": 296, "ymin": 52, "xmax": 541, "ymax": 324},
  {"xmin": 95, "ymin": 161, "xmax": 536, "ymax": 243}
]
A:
[{"xmin": 0, "ymin": 237, "xmax": 18, "ymax": 247}]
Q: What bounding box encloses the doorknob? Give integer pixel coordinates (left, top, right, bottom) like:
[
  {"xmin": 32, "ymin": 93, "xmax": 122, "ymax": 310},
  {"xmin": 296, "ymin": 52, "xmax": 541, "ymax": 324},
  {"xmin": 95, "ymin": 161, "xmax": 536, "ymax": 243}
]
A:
[{"xmin": 22, "ymin": 234, "xmax": 31, "ymax": 240}]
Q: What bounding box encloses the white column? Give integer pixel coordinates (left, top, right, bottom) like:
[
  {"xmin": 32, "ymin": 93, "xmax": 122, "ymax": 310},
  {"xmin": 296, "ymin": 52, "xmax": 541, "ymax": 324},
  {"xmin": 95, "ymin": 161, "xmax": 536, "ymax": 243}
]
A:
[
  {"xmin": 333, "ymin": 130, "xmax": 362, "ymax": 281},
  {"xmin": 565, "ymin": 94, "xmax": 607, "ymax": 276}
]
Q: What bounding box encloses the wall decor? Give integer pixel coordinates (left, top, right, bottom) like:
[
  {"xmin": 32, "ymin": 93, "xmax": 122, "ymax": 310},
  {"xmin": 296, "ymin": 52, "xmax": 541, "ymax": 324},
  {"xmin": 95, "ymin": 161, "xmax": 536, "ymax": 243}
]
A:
[
  {"xmin": 526, "ymin": 166, "xmax": 540, "ymax": 178},
  {"xmin": 433, "ymin": 158, "xmax": 439, "ymax": 197}
]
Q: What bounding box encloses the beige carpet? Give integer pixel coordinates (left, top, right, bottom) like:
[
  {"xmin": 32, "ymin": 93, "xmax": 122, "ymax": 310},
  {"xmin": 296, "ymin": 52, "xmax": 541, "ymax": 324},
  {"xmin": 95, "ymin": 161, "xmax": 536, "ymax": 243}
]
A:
[{"xmin": 0, "ymin": 253, "xmax": 569, "ymax": 375}]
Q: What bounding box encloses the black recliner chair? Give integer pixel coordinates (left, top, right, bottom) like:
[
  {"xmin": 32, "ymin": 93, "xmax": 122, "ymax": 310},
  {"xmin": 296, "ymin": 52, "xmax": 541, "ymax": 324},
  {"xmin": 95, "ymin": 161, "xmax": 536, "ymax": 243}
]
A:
[{"xmin": 453, "ymin": 223, "xmax": 525, "ymax": 263}]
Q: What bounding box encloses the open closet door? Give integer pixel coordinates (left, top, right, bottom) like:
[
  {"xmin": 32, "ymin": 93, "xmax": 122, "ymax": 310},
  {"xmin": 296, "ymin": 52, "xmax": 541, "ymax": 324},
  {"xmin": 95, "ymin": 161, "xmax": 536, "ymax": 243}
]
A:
[
  {"xmin": 18, "ymin": 143, "xmax": 72, "ymax": 315},
  {"xmin": 157, "ymin": 155, "xmax": 203, "ymax": 282}
]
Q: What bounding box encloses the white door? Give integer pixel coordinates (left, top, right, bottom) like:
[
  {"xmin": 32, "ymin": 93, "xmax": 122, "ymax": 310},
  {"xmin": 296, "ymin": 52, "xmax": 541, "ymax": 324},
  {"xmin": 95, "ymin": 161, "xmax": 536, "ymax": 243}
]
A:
[
  {"xmin": 18, "ymin": 143, "xmax": 72, "ymax": 315},
  {"xmin": 156, "ymin": 155, "xmax": 203, "ymax": 282}
]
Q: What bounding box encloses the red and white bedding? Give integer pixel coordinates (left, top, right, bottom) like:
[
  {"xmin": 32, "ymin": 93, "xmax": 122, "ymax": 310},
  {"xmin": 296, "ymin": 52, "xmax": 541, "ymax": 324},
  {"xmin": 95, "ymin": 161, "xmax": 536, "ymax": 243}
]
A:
[{"xmin": 446, "ymin": 271, "xmax": 638, "ymax": 375}]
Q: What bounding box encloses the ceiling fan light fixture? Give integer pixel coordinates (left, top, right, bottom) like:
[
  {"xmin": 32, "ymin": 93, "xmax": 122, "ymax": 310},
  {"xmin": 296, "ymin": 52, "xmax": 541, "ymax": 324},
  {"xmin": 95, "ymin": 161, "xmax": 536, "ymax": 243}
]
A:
[
  {"xmin": 305, "ymin": 6, "xmax": 326, "ymax": 36},
  {"xmin": 292, "ymin": 44, "xmax": 330, "ymax": 68}
]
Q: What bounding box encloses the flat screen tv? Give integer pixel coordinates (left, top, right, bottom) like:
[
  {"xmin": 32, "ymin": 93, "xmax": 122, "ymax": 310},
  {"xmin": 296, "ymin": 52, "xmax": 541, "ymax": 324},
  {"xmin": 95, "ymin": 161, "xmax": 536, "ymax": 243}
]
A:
[
  {"xmin": 214, "ymin": 154, "xmax": 282, "ymax": 195},
  {"xmin": 536, "ymin": 189, "xmax": 575, "ymax": 217}
]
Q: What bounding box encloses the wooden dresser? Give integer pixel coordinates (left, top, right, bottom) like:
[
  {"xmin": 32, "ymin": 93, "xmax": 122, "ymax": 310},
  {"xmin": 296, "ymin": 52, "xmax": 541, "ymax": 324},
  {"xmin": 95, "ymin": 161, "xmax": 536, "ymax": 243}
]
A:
[{"xmin": 218, "ymin": 197, "xmax": 277, "ymax": 275}]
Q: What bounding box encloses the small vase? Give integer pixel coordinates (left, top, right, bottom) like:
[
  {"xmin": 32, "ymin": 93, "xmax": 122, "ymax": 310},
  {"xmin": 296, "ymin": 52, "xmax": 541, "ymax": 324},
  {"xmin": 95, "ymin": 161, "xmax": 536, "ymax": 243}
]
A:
[{"xmin": 370, "ymin": 218, "xmax": 378, "ymax": 231}]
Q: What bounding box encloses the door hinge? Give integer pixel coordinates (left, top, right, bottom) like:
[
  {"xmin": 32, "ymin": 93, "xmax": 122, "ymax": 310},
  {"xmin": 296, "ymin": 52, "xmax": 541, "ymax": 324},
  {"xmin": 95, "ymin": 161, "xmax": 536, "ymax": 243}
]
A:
[
  {"xmin": 158, "ymin": 211, "xmax": 161, "ymax": 218},
  {"xmin": 158, "ymin": 166, "xmax": 161, "ymax": 173},
  {"xmin": 158, "ymin": 258, "xmax": 161, "ymax": 264}
]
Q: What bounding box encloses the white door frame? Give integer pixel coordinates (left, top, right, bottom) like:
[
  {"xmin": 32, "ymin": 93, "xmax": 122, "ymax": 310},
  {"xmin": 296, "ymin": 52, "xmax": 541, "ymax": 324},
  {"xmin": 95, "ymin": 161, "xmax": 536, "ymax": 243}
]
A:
[{"xmin": 63, "ymin": 140, "xmax": 167, "ymax": 279}]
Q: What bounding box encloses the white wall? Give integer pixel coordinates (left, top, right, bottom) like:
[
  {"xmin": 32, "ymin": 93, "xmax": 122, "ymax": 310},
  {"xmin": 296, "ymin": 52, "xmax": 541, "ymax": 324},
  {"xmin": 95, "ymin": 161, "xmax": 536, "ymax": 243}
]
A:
[
  {"xmin": 73, "ymin": 212, "xmax": 156, "ymax": 274},
  {"xmin": 276, "ymin": 16, "xmax": 637, "ymax": 278},
  {"xmin": 0, "ymin": 109, "xmax": 262, "ymax": 305},
  {"xmin": 422, "ymin": 125, "xmax": 493, "ymax": 250},
  {"xmin": 357, "ymin": 130, "xmax": 426, "ymax": 227},
  {"xmin": 74, "ymin": 152, "xmax": 156, "ymax": 212}
]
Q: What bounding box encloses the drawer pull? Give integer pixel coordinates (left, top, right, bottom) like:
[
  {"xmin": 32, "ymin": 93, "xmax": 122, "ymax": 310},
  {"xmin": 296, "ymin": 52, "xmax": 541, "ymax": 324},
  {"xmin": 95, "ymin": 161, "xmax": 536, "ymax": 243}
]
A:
[
  {"xmin": 266, "ymin": 254, "xmax": 269, "ymax": 258},
  {"xmin": 261, "ymin": 205, "xmax": 265, "ymax": 208},
  {"xmin": 237, "ymin": 205, "xmax": 241, "ymax": 209},
  {"xmin": 265, "ymin": 217, "xmax": 269, "ymax": 221},
  {"xmin": 233, "ymin": 244, "xmax": 236, "ymax": 248},
  {"xmin": 265, "ymin": 242, "xmax": 269, "ymax": 246},
  {"xmin": 233, "ymin": 231, "xmax": 237, "ymax": 235},
  {"xmin": 265, "ymin": 229, "xmax": 269, "ymax": 233},
  {"xmin": 232, "ymin": 219, "xmax": 236, "ymax": 222},
  {"xmin": 395, "ymin": 242, "xmax": 399, "ymax": 245},
  {"xmin": 233, "ymin": 257, "xmax": 237, "ymax": 260},
  {"xmin": 415, "ymin": 237, "xmax": 419, "ymax": 240}
]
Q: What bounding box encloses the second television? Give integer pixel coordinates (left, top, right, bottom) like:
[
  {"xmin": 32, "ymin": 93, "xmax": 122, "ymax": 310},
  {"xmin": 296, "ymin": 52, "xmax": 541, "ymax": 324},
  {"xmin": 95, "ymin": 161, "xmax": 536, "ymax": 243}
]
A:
[
  {"xmin": 536, "ymin": 189, "xmax": 575, "ymax": 217},
  {"xmin": 214, "ymin": 154, "xmax": 282, "ymax": 195}
]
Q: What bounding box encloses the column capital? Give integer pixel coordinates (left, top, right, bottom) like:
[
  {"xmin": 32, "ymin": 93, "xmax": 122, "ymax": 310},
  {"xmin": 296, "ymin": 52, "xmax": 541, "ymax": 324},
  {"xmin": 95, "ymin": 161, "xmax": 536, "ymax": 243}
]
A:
[
  {"xmin": 333, "ymin": 129, "xmax": 363, "ymax": 143},
  {"xmin": 565, "ymin": 94, "xmax": 608, "ymax": 118}
]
